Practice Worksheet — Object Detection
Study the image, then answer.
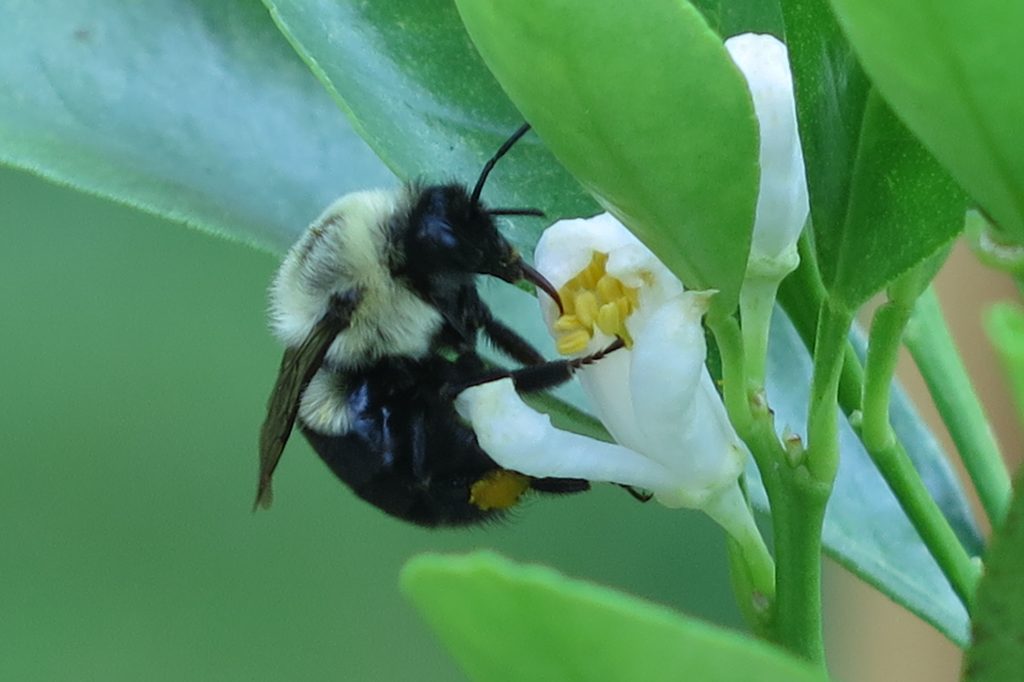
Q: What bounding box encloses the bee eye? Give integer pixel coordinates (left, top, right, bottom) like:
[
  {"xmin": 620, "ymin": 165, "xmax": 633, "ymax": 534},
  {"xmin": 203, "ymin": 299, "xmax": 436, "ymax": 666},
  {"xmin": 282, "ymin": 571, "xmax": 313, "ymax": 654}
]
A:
[{"xmin": 420, "ymin": 215, "xmax": 458, "ymax": 249}]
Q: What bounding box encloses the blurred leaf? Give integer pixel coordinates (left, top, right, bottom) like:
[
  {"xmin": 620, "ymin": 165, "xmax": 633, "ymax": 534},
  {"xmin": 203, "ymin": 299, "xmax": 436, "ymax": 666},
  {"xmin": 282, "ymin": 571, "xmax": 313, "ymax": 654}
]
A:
[
  {"xmin": 402, "ymin": 552, "xmax": 826, "ymax": 682},
  {"xmin": 780, "ymin": 1, "xmax": 963, "ymax": 309},
  {"xmin": 261, "ymin": 0, "xmax": 598, "ymax": 257},
  {"xmin": 0, "ymin": 0, "xmax": 393, "ymax": 252},
  {"xmin": 746, "ymin": 310, "xmax": 976, "ymax": 645},
  {"xmin": 830, "ymin": 0, "xmax": 1024, "ymax": 243},
  {"xmin": 454, "ymin": 0, "xmax": 759, "ymax": 320},
  {"xmin": 964, "ymin": 469, "xmax": 1024, "ymax": 682},
  {"xmin": 985, "ymin": 303, "xmax": 1024, "ymax": 422}
]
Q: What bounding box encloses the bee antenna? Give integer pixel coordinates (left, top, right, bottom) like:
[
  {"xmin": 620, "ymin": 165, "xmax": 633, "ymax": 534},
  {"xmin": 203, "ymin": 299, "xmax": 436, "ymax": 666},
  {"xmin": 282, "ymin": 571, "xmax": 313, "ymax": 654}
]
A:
[
  {"xmin": 488, "ymin": 207, "xmax": 546, "ymax": 218},
  {"xmin": 471, "ymin": 123, "xmax": 532, "ymax": 205}
]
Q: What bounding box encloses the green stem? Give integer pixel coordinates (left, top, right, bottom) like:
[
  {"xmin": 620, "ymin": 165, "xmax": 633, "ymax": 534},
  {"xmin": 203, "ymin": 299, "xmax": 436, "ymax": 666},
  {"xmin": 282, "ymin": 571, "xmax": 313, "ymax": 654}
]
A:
[
  {"xmin": 770, "ymin": 467, "xmax": 830, "ymax": 664},
  {"xmin": 862, "ymin": 294, "xmax": 981, "ymax": 609},
  {"xmin": 985, "ymin": 303, "xmax": 1024, "ymax": 420},
  {"xmin": 778, "ymin": 231, "xmax": 864, "ymax": 412},
  {"xmin": 763, "ymin": 301, "xmax": 851, "ymax": 666},
  {"xmin": 904, "ymin": 286, "xmax": 1011, "ymax": 527},
  {"xmin": 711, "ymin": 316, "xmax": 830, "ymax": 667},
  {"xmin": 741, "ymin": 247, "xmax": 799, "ymax": 389},
  {"xmin": 741, "ymin": 272, "xmax": 782, "ymax": 389},
  {"xmin": 707, "ymin": 483, "xmax": 776, "ymax": 631},
  {"xmin": 805, "ymin": 303, "xmax": 852, "ymax": 485}
]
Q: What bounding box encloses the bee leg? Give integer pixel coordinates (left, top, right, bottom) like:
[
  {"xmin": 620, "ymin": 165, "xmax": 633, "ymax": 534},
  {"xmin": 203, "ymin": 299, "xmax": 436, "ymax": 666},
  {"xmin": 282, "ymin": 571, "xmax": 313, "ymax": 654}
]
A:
[
  {"xmin": 506, "ymin": 337, "xmax": 624, "ymax": 393},
  {"xmin": 618, "ymin": 484, "xmax": 654, "ymax": 502},
  {"xmin": 481, "ymin": 314, "xmax": 546, "ymax": 366},
  {"xmin": 449, "ymin": 338, "xmax": 625, "ymax": 397}
]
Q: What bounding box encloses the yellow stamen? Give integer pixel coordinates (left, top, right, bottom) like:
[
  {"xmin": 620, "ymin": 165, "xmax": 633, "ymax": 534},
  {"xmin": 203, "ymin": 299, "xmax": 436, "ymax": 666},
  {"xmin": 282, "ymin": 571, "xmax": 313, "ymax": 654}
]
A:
[
  {"xmin": 557, "ymin": 330, "xmax": 592, "ymax": 355},
  {"xmin": 554, "ymin": 314, "xmax": 584, "ymax": 332},
  {"xmin": 551, "ymin": 252, "xmax": 640, "ymax": 355},
  {"xmin": 616, "ymin": 297, "xmax": 632, "ymax": 318},
  {"xmin": 596, "ymin": 275, "xmax": 622, "ymax": 304},
  {"xmin": 596, "ymin": 302, "xmax": 620, "ymax": 336},
  {"xmin": 574, "ymin": 290, "xmax": 599, "ymax": 327},
  {"xmin": 560, "ymin": 288, "xmax": 576, "ymax": 315}
]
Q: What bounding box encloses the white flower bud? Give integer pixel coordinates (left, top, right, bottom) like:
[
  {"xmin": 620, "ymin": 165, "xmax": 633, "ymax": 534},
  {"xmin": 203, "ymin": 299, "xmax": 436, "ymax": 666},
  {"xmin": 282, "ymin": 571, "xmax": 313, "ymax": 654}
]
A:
[{"xmin": 726, "ymin": 33, "xmax": 809, "ymax": 268}]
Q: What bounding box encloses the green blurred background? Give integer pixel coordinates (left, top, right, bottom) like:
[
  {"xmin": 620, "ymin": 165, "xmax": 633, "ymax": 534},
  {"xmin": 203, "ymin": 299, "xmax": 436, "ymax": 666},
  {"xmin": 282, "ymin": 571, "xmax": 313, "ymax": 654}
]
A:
[{"xmin": 0, "ymin": 166, "xmax": 737, "ymax": 681}]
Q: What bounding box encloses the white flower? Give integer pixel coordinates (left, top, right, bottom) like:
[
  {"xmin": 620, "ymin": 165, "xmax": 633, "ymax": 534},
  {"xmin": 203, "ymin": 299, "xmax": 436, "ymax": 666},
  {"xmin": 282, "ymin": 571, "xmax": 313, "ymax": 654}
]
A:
[
  {"xmin": 726, "ymin": 33, "xmax": 809, "ymax": 269},
  {"xmin": 456, "ymin": 214, "xmax": 747, "ymax": 512}
]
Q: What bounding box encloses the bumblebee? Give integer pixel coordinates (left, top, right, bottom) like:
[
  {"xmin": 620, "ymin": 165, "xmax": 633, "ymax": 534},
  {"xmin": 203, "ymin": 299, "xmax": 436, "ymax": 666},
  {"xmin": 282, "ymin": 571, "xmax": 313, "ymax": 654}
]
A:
[{"xmin": 256, "ymin": 125, "xmax": 618, "ymax": 526}]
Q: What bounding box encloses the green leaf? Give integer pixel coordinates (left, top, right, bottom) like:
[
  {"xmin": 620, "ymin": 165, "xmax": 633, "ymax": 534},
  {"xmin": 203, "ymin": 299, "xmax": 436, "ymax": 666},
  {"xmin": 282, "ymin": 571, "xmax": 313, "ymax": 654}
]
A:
[
  {"xmin": 402, "ymin": 552, "xmax": 827, "ymax": 682},
  {"xmin": 964, "ymin": 468, "xmax": 1024, "ymax": 682},
  {"xmin": 780, "ymin": 1, "xmax": 964, "ymax": 310},
  {"xmin": 830, "ymin": 0, "xmax": 1024, "ymax": 244},
  {"xmin": 748, "ymin": 310, "xmax": 978, "ymax": 645},
  {"xmin": 690, "ymin": 0, "xmax": 785, "ymax": 37},
  {"xmin": 985, "ymin": 303, "xmax": 1024, "ymax": 423},
  {"xmin": 261, "ymin": 0, "xmax": 598, "ymax": 257},
  {"xmin": 779, "ymin": 0, "xmax": 870, "ymax": 259},
  {"xmin": 0, "ymin": 0, "xmax": 392, "ymax": 252},
  {"xmin": 822, "ymin": 94, "xmax": 964, "ymax": 307},
  {"xmin": 454, "ymin": 0, "xmax": 759, "ymax": 319}
]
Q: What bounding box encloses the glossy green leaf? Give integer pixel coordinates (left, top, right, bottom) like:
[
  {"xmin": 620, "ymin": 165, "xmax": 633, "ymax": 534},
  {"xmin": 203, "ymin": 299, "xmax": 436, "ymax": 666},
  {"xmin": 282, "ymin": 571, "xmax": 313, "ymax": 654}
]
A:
[
  {"xmin": 985, "ymin": 303, "xmax": 1024, "ymax": 422},
  {"xmin": 690, "ymin": 0, "xmax": 785, "ymax": 37},
  {"xmin": 262, "ymin": 0, "xmax": 598, "ymax": 257},
  {"xmin": 454, "ymin": 0, "xmax": 759, "ymax": 320},
  {"xmin": 780, "ymin": 0, "xmax": 870, "ymax": 260},
  {"xmin": 746, "ymin": 310, "xmax": 978, "ymax": 645},
  {"xmin": 0, "ymin": 0, "xmax": 393, "ymax": 253},
  {"xmin": 830, "ymin": 0, "xmax": 1024, "ymax": 243},
  {"xmin": 402, "ymin": 552, "xmax": 827, "ymax": 682},
  {"xmin": 780, "ymin": 1, "xmax": 964, "ymax": 309},
  {"xmin": 821, "ymin": 94, "xmax": 964, "ymax": 307},
  {"xmin": 964, "ymin": 469, "xmax": 1024, "ymax": 682}
]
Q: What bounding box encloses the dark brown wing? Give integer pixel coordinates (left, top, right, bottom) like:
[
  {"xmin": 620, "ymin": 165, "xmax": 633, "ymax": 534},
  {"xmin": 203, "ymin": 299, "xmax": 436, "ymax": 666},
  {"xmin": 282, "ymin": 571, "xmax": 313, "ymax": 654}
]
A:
[{"xmin": 254, "ymin": 289, "xmax": 362, "ymax": 510}]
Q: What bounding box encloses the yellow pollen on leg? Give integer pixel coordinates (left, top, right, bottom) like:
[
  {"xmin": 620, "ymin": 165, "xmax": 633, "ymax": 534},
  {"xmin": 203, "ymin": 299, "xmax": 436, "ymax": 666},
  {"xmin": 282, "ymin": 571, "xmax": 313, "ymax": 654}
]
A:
[
  {"xmin": 469, "ymin": 470, "xmax": 531, "ymax": 510},
  {"xmin": 552, "ymin": 252, "xmax": 638, "ymax": 355}
]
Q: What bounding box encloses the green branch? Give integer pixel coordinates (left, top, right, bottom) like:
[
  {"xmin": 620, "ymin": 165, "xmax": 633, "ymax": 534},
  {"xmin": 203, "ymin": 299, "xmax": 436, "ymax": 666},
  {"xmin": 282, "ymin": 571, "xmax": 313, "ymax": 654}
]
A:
[
  {"xmin": 862, "ymin": 293, "xmax": 981, "ymax": 609},
  {"xmin": 904, "ymin": 286, "xmax": 1011, "ymax": 527},
  {"xmin": 711, "ymin": 315, "xmax": 831, "ymax": 668}
]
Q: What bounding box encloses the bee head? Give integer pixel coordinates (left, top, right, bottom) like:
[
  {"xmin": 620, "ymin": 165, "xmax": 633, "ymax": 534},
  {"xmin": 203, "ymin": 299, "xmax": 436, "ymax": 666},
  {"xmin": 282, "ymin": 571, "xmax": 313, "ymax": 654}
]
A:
[{"xmin": 404, "ymin": 184, "xmax": 561, "ymax": 309}]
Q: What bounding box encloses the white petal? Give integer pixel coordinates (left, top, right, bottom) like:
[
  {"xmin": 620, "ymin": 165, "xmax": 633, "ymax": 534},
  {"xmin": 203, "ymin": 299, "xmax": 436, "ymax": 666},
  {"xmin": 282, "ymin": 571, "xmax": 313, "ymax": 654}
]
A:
[
  {"xmin": 455, "ymin": 379, "xmax": 675, "ymax": 490},
  {"xmin": 534, "ymin": 213, "xmax": 683, "ymax": 325},
  {"xmin": 726, "ymin": 33, "xmax": 809, "ymax": 261},
  {"xmin": 628, "ymin": 294, "xmax": 746, "ymax": 508},
  {"xmin": 626, "ymin": 292, "xmax": 709, "ymax": 456},
  {"xmin": 575, "ymin": 347, "xmax": 649, "ymax": 452},
  {"xmin": 653, "ymin": 372, "xmax": 746, "ymax": 508}
]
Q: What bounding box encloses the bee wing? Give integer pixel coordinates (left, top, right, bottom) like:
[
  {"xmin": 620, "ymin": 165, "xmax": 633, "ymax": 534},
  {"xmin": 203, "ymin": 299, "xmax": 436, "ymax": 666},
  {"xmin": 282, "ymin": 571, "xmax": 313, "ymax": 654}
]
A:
[{"xmin": 255, "ymin": 290, "xmax": 362, "ymax": 510}]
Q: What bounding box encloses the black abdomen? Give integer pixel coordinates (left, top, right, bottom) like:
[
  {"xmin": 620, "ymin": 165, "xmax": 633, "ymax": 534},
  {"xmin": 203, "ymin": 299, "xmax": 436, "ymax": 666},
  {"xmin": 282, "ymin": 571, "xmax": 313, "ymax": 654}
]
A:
[
  {"xmin": 301, "ymin": 357, "xmax": 503, "ymax": 527},
  {"xmin": 300, "ymin": 356, "xmax": 589, "ymax": 527}
]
